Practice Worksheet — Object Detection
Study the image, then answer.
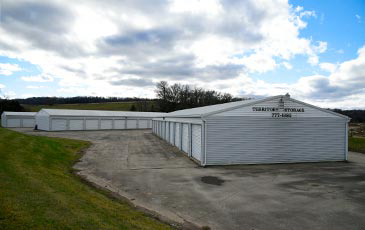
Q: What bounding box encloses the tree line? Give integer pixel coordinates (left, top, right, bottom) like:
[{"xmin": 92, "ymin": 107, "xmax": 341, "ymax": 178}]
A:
[
  {"xmin": 16, "ymin": 96, "xmax": 156, "ymax": 105},
  {"xmin": 331, "ymin": 109, "xmax": 365, "ymax": 123},
  {"xmin": 155, "ymin": 81, "xmax": 244, "ymax": 112}
]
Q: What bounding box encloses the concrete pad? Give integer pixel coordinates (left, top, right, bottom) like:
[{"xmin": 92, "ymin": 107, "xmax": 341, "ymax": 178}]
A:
[{"xmin": 15, "ymin": 128, "xmax": 365, "ymax": 230}]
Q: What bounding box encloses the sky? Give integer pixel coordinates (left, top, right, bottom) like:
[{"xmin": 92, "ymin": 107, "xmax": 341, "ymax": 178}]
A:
[{"xmin": 0, "ymin": 0, "xmax": 364, "ymax": 109}]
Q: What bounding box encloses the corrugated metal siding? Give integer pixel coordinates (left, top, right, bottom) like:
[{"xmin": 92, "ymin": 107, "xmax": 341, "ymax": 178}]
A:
[
  {"xmin": 206, "ymin": 117, "xmax": 346, "ymax": 165},
  {"xmin": 214, "ymin": 97, "xmax": 339, "ymax": 118},
  {"xmin": 35, "ymin": 111, "xmax": 49, "ymax": 130}
]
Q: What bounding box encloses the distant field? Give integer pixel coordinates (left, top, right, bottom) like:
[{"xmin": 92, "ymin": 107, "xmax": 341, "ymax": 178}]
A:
[
  {"xmin": 22, "ymin": 101, "xmax": 157, "ymax": 112},
  {"xmin": 0, "ymin": 128, "xmax": 170, "ymax": 229},
  {"xmin": 349, "ymin": 137, "xmax": 365, "ymax": 154}
]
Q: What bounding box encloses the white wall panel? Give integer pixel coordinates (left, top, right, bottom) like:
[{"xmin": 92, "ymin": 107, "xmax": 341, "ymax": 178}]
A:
[{"xmin": 206, "ymin": 117, "xmax": 346, "ymax": 165}]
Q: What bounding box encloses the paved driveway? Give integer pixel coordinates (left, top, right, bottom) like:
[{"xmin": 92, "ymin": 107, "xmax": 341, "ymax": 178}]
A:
[{"xmin": 16, "ymin": 129, "xmax": 365, "ymax": 230}]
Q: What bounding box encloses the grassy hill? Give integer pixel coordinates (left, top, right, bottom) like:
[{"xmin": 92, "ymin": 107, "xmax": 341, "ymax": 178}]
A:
[
  {"xmin": 0, "ymin": 128, "xmax": 170, "ymax": 229},
  {"xmin": 22, "ymin": 101, "xmax": 157, "ymax": 112}
]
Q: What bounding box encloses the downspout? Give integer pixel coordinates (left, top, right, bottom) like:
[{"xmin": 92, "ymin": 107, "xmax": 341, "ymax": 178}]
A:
[
  {"xmin": 345, "ymin": 118, "xmax": 351, "ymax": 161},
  {"xmin": 202, "ymin": 116, "xmax": 207, "ymax": 167}
]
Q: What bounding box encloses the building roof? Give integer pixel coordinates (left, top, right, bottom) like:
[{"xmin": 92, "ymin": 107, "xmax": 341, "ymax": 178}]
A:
[
  {"xmin": 162, "ymin": 95, "xmax": 349, "ymax": 119},
  {"xmin": 165, "ymin": 97, "xmax": 268, "ymax": 117},
  {"xmin": 2, "ymin": 112, "xmax": 37, "ymax": 116},
  {"xmin": 40, "ymin": 109, "xmax": 166, "ymax": 117}
]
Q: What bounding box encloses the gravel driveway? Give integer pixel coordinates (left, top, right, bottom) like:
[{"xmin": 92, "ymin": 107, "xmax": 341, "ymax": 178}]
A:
[{"xmin": 16, "ymin": 128, "xmax": 365, "ymax": 230}]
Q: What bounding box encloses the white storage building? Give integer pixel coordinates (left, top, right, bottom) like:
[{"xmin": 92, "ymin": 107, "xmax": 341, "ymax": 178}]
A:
[
  {"xmin": 1, "ymin": 112, "xmax": 37, "ymax": 128},
  {"xmin": 152, "ymin": 94, "xmax": 350, "ymax": 166},
  {"xmin": 36, "ymin": 109, "xmax": 165, "ymax": 131}
]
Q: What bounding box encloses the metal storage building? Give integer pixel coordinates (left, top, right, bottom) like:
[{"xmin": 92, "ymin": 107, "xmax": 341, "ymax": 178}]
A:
[
  {"xmin": 1, "ymin": 112, "xmax": 37, "ymax": 128},
  {"xmin": 36, "ymin": 109, "xmax": 165, "ymax": 131},
  {"xmin": 152, "ymin": 94, "xmax": 350, "ymax": 166}
]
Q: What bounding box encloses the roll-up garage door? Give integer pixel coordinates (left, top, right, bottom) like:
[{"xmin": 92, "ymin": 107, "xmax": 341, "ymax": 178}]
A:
[
  {"xmin": 175, "ymin": 123, "xmax": 181, "ymax": 148},
  {"xmin": 100, "ymin": 120, "xmax": 113, "ymax": 129},
  {"xmin": 7, "ymin": 119, "xmax": 20, "ymax": 127},
  {"xmin": 148, "ymin": 120, "xmax": 152, "ymax": 128},
  {"xmin": 165, "ymin": 122, "xmax": 169, "ymax": 141},
  {"xmin": 69, "ymin": 119, "xmax": 84, "ymax": 130},
  {"xmin": 86, "ymin": 120, "xmax": 98, "ymax": 130},
  {"xmin": 127, "ymin": 120, "xmax": 137, "ymax": 129},
  {"xmin": 182, "ymin": 124, "xmax": 189, "ymax": 154},
  {"xmin": 114, "ymin": 119, "xmax": 125, "ymax": 129},
  {"xmin": 51, "ymin": 119, "xmax": 67, "ymax": 131},
  {"xmin": 191, "ymin": 124, "xmax": 202, "ymax": 161},
  {"xmin": 139, "ymin": 119, "xmax": 148, "ymax": 129},
  {"xmin": 169, "ymin": 122, "xmax": 174, "ymax": 144},
  {"xmin": 22, "ymin": 119, "xmax": 35, "ymax": 128}
]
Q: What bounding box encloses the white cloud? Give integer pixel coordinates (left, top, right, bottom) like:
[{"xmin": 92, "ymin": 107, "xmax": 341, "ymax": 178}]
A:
[
  {"xmin": 356, "ymin": 14, "xmax": 361, "ymax": 23},
  {"xmin": 282, "ymin": 62, "xmax": 293, "ymax": 70},
  {"xmin": 21, "ymin": 74, "xmax": 54, "ymax": 82},
  {"xmin": 0, "ymin": 63, "xmax": 21, "ymax": 76},
  {"xmin": 26, "ymin": 85, "xmax": 45, "ymax": 89},
  {"xmin": 0, "ymin": 84, "xmax": 5, "ymax": 88},
  {"xmin": 319, "ymin": 62, "xmax": 337, "ymax": 73},
  {"xmin": 1, "ymin": 0, "xmax": 361, "ymax": 108}
]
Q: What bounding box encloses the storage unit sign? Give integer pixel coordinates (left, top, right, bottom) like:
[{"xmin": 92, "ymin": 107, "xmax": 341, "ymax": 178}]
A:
[{"xmin": 252, "ymin": 106, "xmax": 305, "ymax": 118}]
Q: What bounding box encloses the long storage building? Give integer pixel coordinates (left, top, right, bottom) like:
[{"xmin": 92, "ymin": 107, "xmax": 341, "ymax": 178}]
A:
[
  {"xmin": 152, "ymin": 94, "xmax": 350, "ymax": 166},
  {"xmin": 1, "ymin": 112, "xmax": 37, "ymax": 128},
  {"xmin": 36, "ymin": 109, "xmax": 165, "ymax": 131}
]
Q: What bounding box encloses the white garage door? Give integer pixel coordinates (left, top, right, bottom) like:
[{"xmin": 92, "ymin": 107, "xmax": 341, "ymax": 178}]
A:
[
  {"xmin": 22, "ymin": 119, "xmax": 35, "ymax": 128},
  {"xmin": 69, "ymin": 120, "xmax": 84, "ymax": 130},
  {"xmin": 7, "ymin": 119, "xmax": 21, "ymax": 127},
  {"xmin": 182, "ymin": 124, "xmax": 189, "ymax": 154},
  {"xmin": 51, "ymin": 119, "xmax": 67, "ymax": 131},
  {"xmin": 191, "ymin": 124, "xmax": 202, "ymax": 161},
  {"xmin": 139, "ymin": 119, "xmax": 148, "ymax": 129},
  {"xmin": 86, "ymin": 120, "xmax": 98, "ymax": 130},
  {"xmin": 114, "ymin": 119, "xmax": 125, "ymax": 129},
  {"xmin": 100, "ymin": 120, "xmax": 113, "ymax": 129},
  {"xmin": 165, "ymin": 122, "xmax": 169, "ymax": 141},
  {"xmin": 169, "ymin": 122, "xmax": 174, "ymax": 144},
  {"xmin": 175, "ymin": 123, "xmax": 181, "ymax": 148},
  {"xmin": 127, "ymin": 120, "xmax": 137, "ymax": 129}
]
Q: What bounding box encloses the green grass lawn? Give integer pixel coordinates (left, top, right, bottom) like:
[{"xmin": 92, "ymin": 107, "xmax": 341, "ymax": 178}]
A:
[
  {"xmin": 0, "ymin": 128, "xmax": 171, "ymax": 230},
  {"xmin": 349, "ymin": 137, "xmax": 365, "ymax": 154}
]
